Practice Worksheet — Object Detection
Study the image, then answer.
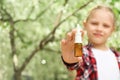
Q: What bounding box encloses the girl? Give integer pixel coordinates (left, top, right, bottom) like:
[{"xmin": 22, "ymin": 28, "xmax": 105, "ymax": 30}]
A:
[{"xmin": 61, "ymin": 5, "xmax": 120, "ymax": 80}]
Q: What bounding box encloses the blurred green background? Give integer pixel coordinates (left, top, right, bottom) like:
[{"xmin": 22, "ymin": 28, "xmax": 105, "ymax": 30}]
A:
[{"xmin": 0, "ymin": 0, "xmax": 120, "ymax": 80}]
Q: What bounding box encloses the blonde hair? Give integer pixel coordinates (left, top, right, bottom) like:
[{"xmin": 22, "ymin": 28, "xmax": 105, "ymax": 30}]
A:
[{"xmin": 86, "ymin": 5, "xmax": 116, "ymax": 26}]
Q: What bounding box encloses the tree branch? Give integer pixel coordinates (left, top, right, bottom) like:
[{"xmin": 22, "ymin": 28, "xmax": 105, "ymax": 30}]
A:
[
  {"xmin": 20, "ymin": 0, "xmax": 92, "ymax": 71},
  {"xmin": 19, "ymin": 0, "xmax": 93, "ymax": 72},
  {"xmin": 44, "ymin": 47, "xmax": 61, "ymax": 53},
  {"xmin": 19, "ymin": 47, "xmax": 40, "ymax": 72},
  {"xmin": 0, "ymin": 6, "xmax": 13, "ymax": 22},
  {"xmin": 0, "ymin": 3, "xmax": 19, "ymax": 73},
  {"xmin": 39, "ymin": 0, "xmax": 93, "ymax": 48},
  {"xmin": 0, "ymin": 5, "xmax": 20, "ymax": 73},
  {"xmin": 36, "ymin": 1, "xmax": 54, "ymax": 20},
  {"xmin": 14, "ymin": 1, "xmax": 54, "ymax": 23},
  {"xmin": 59, "ymin": 0, "xmax": 93, "ymax": 25},
  {"xmin": 39, "ymin": 8, "xmax": 63, "ymax": 49},
  {"xmin": 19, "ymin": 0, "xmax": 68, "ymax": 72},
  {"xmin": 15, "ymin": 28, "xmax": 26, "ymax": 43},
  {"xmin": 9, "ymin": 20, "xmax": 19, "ymax": 72}
]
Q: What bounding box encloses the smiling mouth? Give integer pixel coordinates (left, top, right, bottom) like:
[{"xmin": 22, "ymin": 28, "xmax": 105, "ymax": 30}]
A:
[{"xmin": 93, "ymin": 33, "xmax": 103, "ymax": 37}]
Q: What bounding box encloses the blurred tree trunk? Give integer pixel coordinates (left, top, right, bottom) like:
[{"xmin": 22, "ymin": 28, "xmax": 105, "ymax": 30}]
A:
[{"xmin": 14, "ymin": 72, "xmax": 21, "ymax": 80}]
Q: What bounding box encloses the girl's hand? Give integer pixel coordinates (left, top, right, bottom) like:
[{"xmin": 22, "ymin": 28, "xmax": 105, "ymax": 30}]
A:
[{"xmin": 61, "ymin": 29, "xmax": 84, "ymax": 63}]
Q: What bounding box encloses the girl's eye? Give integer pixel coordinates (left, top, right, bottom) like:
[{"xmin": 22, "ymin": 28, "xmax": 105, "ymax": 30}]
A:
[
  {"xmin": 91, "ymin": 22, "xmax": 98, "ymax": 25},
  {"xmin": 103, "ymin": 24, "xmax": 110, "ymax": 28}
]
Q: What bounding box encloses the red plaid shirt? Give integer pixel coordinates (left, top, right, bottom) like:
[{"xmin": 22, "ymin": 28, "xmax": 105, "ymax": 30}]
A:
[{"xmin": 62, "ymin": 45, "xmax": 120, "ymax": 80}]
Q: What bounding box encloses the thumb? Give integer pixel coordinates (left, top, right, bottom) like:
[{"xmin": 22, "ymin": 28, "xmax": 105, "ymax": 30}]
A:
[{"xmin": 77, "ymin": 57, "xmax": 83, "ymax": 63}]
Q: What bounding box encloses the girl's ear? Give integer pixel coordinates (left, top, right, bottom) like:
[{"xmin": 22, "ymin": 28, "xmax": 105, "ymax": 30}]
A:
[
  {"xmin": 113, "ymin": 27, "xmax": 115, "ymax": 32},
  {"xmin": 113, "ymin": 26, "xmax": 116, "ymax": 32},
  {"xmin": 111, "ymin": 25, "xmax": 116, "ymax": 32}
]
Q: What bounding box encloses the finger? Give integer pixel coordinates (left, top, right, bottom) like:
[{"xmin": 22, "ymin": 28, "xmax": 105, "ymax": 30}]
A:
[
  {"xmin": 80, "ymin": 30, "xmax": 85, "ymax": 37},
  {"xmin": 71, "ymin": 29, "xmax": 76, "ymax": 41},
  {"xmin": 66, "ymin": 32, "xmax": 72, "ymax": 41},
  {"xmin": 61, "ymin": 39, "xmax": 66, "ymax": 45},
  {"xmin": 72, "ymin": 29, "xmax": 77, "ymax": 34},
  {"xmin": 60, "ymin": 39, "xmax": 66, "ymax": 54}
]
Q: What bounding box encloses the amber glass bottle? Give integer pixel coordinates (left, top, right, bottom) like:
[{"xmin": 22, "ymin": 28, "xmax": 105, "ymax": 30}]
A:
[{"xmin": 74, "ymin": 24, "xmax": 83, "ymax": 57}]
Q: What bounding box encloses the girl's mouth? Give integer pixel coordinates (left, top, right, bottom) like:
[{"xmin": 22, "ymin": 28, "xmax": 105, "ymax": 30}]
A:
[{"xmin": 93, "ymin": 33, "xmax": 103, "ymax": 37}]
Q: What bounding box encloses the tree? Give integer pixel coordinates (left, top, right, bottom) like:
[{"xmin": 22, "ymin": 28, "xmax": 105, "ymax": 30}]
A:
[{"xmin": 0, "ymin": 0, "xmax": 94, "ymax": 80}]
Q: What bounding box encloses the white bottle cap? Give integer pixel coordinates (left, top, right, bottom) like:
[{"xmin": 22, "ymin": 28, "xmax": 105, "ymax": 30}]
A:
[{"xmin": 75, "ymin": 24, "xmax": 82, "ymax": 43}]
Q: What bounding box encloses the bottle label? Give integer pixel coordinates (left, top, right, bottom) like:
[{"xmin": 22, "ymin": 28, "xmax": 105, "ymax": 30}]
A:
[{"xmin": 75, "ymin": 34, "xmax": 82, "ymax": 43}]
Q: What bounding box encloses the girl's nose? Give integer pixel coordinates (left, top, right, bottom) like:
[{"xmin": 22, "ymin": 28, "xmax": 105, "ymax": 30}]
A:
[{"xmin": 96, "ymin": 25, "xmax": 102, "ymax": 32}]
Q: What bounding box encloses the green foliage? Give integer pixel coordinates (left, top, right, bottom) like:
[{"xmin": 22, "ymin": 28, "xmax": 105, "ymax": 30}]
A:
[{"xmin": 0, "ymin": 0, "xmax": 120, "ymax": 80}]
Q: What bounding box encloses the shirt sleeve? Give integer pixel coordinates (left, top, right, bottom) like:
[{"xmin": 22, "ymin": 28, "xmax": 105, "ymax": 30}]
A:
[{"xmin": 61, "ymin": 56, "xmax": 85, "ymax": 71}]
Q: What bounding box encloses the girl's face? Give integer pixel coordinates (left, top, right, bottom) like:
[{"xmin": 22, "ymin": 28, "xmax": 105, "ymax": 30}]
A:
[{"xmin": 84, "ymin": 9, "xmax": 115, "ymax": 46}]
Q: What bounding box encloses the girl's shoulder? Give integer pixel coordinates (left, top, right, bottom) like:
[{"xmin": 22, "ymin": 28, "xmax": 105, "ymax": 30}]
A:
[{"xmin": 110, "ymin": 47, "xmax": 120, "ymax": 56}]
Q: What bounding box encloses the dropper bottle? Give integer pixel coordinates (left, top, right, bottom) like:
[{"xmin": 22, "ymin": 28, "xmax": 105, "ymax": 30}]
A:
[{"xmin": 74, "ymin": 24, "xmax": 83, "ymax": 57}]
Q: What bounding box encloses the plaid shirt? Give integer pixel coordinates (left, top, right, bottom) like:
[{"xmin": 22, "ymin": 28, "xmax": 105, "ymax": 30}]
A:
[{"xmin": 62, "ymin": 44, "xmax": 120, "ymax": 80}]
